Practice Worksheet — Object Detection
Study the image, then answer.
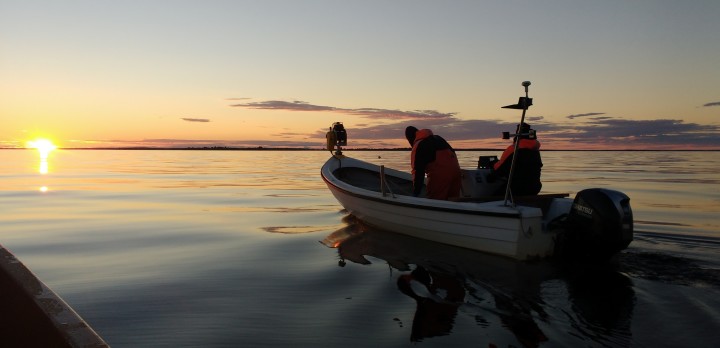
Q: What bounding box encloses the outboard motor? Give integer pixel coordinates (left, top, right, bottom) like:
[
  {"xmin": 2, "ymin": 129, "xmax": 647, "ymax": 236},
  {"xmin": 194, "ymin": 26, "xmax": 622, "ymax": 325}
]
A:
[
  {"xmin": 326, "ymin": 122, "xmax": 347, "ymax": 155},
  {"xmin": 555, "ymin": 188, "xmax": 633, "ymax": 261}
]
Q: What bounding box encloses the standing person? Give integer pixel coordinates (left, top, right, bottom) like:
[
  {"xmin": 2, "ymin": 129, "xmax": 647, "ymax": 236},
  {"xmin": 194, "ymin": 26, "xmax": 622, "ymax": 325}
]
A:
[
  {"xmin": 493, "ymin": 123, "xmax": 543, "ymax": 196},
  {"xmin": 405, "ymin": 126, "xmax": 462, "ymax": 200}
]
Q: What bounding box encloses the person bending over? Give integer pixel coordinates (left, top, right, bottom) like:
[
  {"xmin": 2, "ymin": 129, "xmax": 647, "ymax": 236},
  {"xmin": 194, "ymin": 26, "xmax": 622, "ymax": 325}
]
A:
[{"xmin": 405, "ymin": 126, "xmax": 462, "ymax": 200}]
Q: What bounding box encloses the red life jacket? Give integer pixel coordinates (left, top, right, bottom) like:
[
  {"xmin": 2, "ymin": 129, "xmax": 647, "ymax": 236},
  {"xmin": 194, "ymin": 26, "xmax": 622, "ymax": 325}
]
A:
[
  {"xmin": 493, "ymin": 138, "xmax": 541, "ymax": 171},
  {"xmin": 410, "ymin": 129, "xmax": 434, "ymax": 180},
  {"xmin": 411, "ymin": 129, "xmax": 462, "ymax": 200}
]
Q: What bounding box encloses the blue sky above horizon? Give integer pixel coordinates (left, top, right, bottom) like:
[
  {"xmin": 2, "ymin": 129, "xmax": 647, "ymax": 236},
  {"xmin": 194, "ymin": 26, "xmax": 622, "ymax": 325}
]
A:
[{"xmin": 2, "ymin": 0, "xmax": 719, "ymax": 149}]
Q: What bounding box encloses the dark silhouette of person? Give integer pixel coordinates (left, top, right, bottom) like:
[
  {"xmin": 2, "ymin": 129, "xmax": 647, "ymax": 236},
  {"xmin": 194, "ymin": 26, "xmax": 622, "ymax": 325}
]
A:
[
  {"xmin": 492, "ymin": 123, "xmax": 543, "ymax": 196},
  {"xmin": 405, "ymin": 126, "xmax": 462, "ymax": 200}
]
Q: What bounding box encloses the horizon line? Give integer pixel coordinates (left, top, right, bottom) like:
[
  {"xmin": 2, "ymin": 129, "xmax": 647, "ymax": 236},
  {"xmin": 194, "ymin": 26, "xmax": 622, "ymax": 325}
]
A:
[{"xmin": 3, "ymin": 147, "xmax": 719, "ymax": 152}]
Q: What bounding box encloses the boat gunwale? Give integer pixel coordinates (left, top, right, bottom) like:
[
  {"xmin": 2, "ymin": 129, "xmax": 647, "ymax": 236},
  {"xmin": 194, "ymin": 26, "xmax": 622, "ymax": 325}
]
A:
[{"xmin": 321, "ymin": 159, "xmax": 524, "ymax": 219}]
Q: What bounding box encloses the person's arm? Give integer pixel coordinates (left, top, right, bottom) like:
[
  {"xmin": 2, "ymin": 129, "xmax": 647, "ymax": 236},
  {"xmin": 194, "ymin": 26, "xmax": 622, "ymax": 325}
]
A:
[
  {"xmin": 413, "ymin": 157, "xmax": 427, "ymax": 197},
  {"xmin": 412, "ymin": 141, "xmax": 434, "ymax": 196}
]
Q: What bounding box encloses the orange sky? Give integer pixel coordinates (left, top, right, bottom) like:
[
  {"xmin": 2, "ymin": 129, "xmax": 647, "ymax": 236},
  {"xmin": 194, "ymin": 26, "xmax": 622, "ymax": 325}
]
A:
[{"xmin": 2, "ymin": 1, "xmax": 719, "ymax": 150}]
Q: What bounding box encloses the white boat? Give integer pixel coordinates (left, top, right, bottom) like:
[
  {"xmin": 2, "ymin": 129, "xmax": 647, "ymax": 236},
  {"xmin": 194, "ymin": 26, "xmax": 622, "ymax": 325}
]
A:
[{"xmin": 321, "ymin": 82, "xmax": 633, "ymax": 261}]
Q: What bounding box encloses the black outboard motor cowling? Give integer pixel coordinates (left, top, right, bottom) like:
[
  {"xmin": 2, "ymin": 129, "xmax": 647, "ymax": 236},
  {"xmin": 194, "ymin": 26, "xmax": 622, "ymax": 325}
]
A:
[{"xmin": 556, "ymin": 188, "xmax": 633, "ymax": 261}]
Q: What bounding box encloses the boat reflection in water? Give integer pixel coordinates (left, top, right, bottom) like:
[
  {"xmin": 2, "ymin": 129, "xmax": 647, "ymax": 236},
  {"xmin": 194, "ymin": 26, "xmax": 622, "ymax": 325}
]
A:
[{"xmin": 321, "ymin": 216, "xmax": 636, "ymax": 347}]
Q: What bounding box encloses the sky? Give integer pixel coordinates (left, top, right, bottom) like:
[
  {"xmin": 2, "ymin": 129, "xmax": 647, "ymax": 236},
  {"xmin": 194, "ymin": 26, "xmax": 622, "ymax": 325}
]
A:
[{"xmin": 2, "ymin": 0, "xmax": 719, "ymax": 150}]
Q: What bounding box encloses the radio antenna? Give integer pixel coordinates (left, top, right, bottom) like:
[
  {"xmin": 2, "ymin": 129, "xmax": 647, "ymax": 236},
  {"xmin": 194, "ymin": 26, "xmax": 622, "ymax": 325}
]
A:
[{"xmin": 501, "ymin": 81, "xmax": 533, "ymax": 207}]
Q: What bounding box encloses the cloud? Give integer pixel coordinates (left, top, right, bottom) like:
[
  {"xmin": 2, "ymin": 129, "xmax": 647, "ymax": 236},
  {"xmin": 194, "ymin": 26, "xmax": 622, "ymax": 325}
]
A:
[
  {"xmin": 232, "ymin": 99, "xmax": 720, "ymax": 149},
  {"xmin": 78, "ymin": 113, "xmax": 720, "ymax": 149},
  {"xmin": 546, "ymin": 118, "xmax": 720, "ymax": 146},
  {"xmin": 233, "ymin": 100, "xmax": 337, "ymax": 112},
  {"xmin": 182, "ymin": 118, "xmax": 210, "ymax": 123},
  {"xmin": 232, "ymin": 100, "xmax": 455, "ymax": 120},
  {"xmin": 526, "ymin": 116, "xmax": 545, "ymax": 122},
  {"xmin": 311, "ymin": 114, "xmax": 720, "ymax": 148},
  {"xmin": 567, "ymin": 112, "xmax": 606, "ymax": 119},
  {"xmin": 583, "ymin": 118, "xmax": 708, "ymax": 137},
  {"xmin": 312, "ymin": 118, "xmax": 526, "ymax": 142},
  {"xmin": 703, "ymin": 101, "xmax": 720, "ymax": 107},
  {"xmin": 345, "ymin": 108, "xmax": 456, "ymax": 120}
]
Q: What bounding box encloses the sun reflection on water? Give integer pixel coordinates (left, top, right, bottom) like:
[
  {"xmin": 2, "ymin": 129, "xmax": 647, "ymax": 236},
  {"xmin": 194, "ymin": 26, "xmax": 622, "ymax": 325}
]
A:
[
  {"xmin": 27, "ymin": 139, "xmax": 56, "ymax": 157},
  {"xmin": 39, "ymin": 158, "xmax": 50, "ymax": 174},
  {"xmin": 26, "ymin": 138, "xmax": 57, "ymax": 191},
  {"xmin": 26, "ymin": 138, "xmax": 56, "ymax": 175}
]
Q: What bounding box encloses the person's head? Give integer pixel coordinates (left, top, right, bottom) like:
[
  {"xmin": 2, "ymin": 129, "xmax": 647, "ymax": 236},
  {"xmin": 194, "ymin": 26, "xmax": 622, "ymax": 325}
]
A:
[
  {"xmin": 516, "ymin": 122, "xmax": 531, "ymax": 133},
  {"xmin": 405, "ymin": 126, "xmax": 418, "ymax": 146},
  {"xmin": 516, "ymin": 123, "xmax": 532, "ymax": 139}
]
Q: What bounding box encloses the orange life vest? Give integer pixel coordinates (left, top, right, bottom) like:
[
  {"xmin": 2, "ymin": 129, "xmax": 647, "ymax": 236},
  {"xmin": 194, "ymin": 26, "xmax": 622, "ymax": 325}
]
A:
[
  {"xmin": 493, "ymin": 138, "xmax": 541, "ymax": 171},
  {"xmin": 411, "ymin": 129, "xmax": 462, "ymax": 200}
]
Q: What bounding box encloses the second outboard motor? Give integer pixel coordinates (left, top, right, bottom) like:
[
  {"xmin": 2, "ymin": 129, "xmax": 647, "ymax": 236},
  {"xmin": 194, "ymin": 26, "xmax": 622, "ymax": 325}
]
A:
[
  {"xmin": 326, "ymin": 122, "xmax": 347, "ymax": 155},
  {"xmin": 555, "ymin": 188, "xmax": 633, "ymax": 261}
]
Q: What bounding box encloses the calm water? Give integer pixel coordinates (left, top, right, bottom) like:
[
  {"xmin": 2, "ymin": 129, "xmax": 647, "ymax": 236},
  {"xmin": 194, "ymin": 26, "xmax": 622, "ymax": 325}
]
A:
[{"xmin": 1, "ymin": 149, "xmax": 718, "ymax": 347}]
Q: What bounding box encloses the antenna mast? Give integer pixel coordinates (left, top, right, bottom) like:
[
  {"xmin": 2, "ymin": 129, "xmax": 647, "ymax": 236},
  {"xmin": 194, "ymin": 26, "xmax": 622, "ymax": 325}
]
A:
[{"xmin": 501, "ymin": 81, "xmax": 533, "ymax": 207}]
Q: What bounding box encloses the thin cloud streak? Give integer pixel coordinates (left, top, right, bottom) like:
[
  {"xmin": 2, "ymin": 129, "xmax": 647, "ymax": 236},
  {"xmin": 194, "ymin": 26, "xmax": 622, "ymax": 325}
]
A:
[
  {"xmin": 345, "ymin": 108, "xmax": 456, "ymax": 120},
  {"xmin": 703, "ymin": 101, "xmax": 720, "ymax": 107},
  {"xmin": 567, "ymin": 112, "xmax": 606, "ymax": 119},
  {"xmin": 526, "ymin": 116, "xmax": 545, "ymax": 122},
  {"xmin": 232, "ymin": 100, "xmax": 455, "ymax": 120},
  {"xmin": 181, "ymin": 118, "xmax": 210, "ymax": 123},
  {"xmin": 236, "ymin": 100, "xmax": 337, "ymax": 112}
]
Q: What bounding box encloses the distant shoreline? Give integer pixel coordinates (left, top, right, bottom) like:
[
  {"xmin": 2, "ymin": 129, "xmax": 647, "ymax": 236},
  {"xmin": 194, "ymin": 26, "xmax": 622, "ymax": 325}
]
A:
[{"xmin": 2, "ymin": 147, "xmax": 718, "ymax": 152}]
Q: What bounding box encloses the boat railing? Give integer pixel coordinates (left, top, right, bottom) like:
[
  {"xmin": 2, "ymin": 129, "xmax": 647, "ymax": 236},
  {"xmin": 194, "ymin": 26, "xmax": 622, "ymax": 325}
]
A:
[{"xmin": 380, "ymin": 165, "xmax": 396, "ymax": 198}]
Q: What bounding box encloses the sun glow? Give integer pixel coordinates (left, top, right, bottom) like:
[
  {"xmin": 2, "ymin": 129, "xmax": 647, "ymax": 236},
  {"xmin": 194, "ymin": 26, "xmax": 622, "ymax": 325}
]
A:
[
  {"xmin": 27, "ymin": 138, "xmax": 57, "ymax": 154},
  {"xmin": 27, "ymin": 138, "xmax": 57, "ymax": 174}
]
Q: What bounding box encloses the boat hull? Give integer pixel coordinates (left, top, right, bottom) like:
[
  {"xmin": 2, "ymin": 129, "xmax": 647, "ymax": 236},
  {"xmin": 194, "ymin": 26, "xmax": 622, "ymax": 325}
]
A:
[{"xmin": 321, "ymin": 155, "xmax": 558, "ymax": 260}]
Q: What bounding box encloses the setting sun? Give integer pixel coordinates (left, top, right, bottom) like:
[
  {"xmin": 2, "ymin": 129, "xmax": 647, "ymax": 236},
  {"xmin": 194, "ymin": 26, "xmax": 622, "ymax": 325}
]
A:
[
  {"xmin": 26, "ymin": 138, "xmax": 57, "ymax": 154},
  {"xmin": 27, "ymin": 139, "xmax": 57, "ymax": 175}
]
